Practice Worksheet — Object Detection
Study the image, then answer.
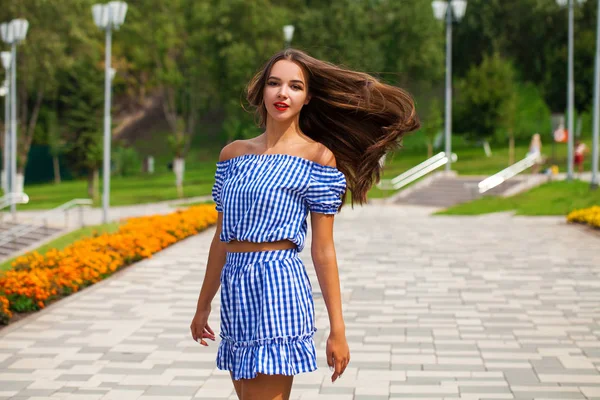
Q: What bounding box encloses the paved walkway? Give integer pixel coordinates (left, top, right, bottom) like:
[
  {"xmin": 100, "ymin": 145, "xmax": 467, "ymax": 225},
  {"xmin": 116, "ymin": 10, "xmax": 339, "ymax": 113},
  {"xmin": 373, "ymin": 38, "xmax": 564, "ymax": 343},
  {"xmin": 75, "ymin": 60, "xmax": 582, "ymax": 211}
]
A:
[
  {"xmin": 0, "ymin": 205, "xmax": 599, "ymax": 400},
  {"xmin": 13, "ymin": 196, "xmax": 213, "ymax": 230}
]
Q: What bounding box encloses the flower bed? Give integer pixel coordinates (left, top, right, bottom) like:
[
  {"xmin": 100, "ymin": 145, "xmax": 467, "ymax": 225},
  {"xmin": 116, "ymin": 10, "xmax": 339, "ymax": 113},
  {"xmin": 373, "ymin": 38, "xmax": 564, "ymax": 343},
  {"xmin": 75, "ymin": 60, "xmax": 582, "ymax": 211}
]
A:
[
  {"xmin": 567, "ymin": 205, "xmax": 600, "ymax": 229},
  {"xmin": 0, "ymin": 205, "xmax": 217, "ymax": 325}
]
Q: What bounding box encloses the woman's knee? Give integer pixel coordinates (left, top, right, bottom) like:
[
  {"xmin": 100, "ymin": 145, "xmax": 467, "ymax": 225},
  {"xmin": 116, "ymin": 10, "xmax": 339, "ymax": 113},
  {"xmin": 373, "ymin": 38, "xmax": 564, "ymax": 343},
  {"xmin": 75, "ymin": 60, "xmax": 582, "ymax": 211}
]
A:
[{"xmin": 241, "ymin": 373, "xmax": 294, "ymax": 400}]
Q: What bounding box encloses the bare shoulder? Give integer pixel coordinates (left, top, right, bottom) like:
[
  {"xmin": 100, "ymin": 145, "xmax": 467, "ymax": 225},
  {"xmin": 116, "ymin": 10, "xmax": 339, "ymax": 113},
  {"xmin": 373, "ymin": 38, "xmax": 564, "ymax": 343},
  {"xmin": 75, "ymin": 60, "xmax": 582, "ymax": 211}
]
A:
[
  {"xmin": 312, "ymin": 143, "xmax": 337, "ymax": 168},
  {"xmin": 219, "ymin": 139, "xmax": 257, "ymax": 162}
]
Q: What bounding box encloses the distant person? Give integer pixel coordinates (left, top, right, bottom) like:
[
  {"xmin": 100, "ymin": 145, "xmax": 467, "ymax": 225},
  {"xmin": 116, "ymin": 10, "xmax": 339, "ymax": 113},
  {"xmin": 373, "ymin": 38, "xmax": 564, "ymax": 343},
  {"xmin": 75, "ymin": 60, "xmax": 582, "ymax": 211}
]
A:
[
  {"xmin": 189, "ymin": 48, "xmax": 420, "ymax": 398},
  {"xmin": 574, "ymin": 140, "xmax": 588, "ymax": 174},
  {"xmin": 527, "ymin": 133, "xmax": 543, "ymax": 174}
]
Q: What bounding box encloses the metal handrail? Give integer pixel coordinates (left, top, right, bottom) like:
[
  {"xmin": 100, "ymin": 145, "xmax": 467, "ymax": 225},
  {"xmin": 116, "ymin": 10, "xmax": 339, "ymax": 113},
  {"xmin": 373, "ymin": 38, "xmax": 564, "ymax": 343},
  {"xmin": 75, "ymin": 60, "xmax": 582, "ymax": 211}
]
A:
[
  {"xmin": 378, "ymin": 152, "xmax": 458, "ymax": 191},
  {"xmin": 0, "ymin": 192, "xmax": 30, "ymax": 211},
  {"xmin": 0, "ymin": 198, "xmax": 93, "ymax": 248},
  {"xmin": 478, "ymin": 153, "xmax": 539, "ymax": 194}
]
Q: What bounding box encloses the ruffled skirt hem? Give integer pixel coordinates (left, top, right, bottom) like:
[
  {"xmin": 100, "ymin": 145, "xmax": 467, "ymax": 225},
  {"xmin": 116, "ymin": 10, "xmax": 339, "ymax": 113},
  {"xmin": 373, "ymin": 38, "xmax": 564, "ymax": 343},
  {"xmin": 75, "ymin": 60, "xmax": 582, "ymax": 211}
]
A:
[{"xmin": 216, "ymin": 330, "xmax": 318, "ymax": 381}]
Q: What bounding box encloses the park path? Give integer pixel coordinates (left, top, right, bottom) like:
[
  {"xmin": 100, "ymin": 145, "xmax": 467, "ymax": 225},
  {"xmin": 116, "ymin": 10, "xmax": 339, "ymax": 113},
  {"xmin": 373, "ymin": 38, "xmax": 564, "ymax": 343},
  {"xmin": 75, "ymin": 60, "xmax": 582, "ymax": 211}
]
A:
[
  {"xmin": 14, "ymin": 196, "xmax": 213, "ymax": 229},
  {"xmin": 1, "ymin": 204, "xmax": 600, "ymax": 400}
]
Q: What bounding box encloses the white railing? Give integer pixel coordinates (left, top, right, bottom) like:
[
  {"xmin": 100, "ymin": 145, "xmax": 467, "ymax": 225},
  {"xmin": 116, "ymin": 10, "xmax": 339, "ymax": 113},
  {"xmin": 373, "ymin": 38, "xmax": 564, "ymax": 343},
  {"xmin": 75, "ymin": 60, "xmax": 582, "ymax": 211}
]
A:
[
  {"xmin": 378, "ymin": 152, "xmax": 458, "ymax": 191},
  {"xmin": 0, "ymin": 198, "xmax": 93, "ymax": 248},
  {"xmin": 0, "ymin": 192, "xmax": 30, "ymax": 211},
  {"xmin": 478, "ymin": 153, "xmax": 539, "ymax": 194}
]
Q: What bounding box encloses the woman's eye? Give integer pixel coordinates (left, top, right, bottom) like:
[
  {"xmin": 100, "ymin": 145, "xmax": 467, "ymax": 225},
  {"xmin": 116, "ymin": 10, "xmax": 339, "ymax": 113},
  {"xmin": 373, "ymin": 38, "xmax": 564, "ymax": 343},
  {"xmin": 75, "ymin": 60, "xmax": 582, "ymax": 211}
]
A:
[{"xmin": 268, "ymin": 81, "xmax": 277, "ymax": 86}]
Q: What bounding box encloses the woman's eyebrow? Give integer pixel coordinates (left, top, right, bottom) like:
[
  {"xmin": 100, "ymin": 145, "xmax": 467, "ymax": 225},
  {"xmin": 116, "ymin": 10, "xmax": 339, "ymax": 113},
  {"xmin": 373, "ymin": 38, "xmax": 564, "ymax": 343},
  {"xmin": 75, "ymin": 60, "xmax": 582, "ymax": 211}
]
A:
[{"xmin": 267, "ymin": 76, "xmax": 305, "ymax": 85}]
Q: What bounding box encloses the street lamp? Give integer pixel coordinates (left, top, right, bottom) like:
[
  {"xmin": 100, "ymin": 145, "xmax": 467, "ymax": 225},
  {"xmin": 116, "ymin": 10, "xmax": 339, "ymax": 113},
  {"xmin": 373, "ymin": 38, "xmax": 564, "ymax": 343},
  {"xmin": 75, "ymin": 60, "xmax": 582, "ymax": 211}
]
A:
[
  {"xmin": 591, "ymin": 0, "xmax": 600, "ymax": 189},
  {"xmin": 556, "ymin": 0, "xmax": 587, "ymax": 181},
  {"xmin": 432, "ymin": 0, "xmax": 467, "ymax": 171},
  {"xmin": 0, "ymin": 51, "xmax": 10, "ymax": 195},
  {"xmin": 92, "ymin": 1, "xmax": 127, "ymax": 223},
  {"xmin": 1, "ymin": 19, "xmax": 29, "ymax": 215},
  {"xmin": 283, "ymin": 25, "xmax": 294, "ymax": 49}
]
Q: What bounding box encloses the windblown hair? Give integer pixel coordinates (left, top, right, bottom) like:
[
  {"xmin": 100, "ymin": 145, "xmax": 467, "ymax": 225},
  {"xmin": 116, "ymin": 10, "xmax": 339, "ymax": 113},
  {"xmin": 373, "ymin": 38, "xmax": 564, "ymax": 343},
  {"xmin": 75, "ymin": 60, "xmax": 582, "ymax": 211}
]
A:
[{"xmin": 246, "ymin": 48, "xmax": 420, "ymax": 207}]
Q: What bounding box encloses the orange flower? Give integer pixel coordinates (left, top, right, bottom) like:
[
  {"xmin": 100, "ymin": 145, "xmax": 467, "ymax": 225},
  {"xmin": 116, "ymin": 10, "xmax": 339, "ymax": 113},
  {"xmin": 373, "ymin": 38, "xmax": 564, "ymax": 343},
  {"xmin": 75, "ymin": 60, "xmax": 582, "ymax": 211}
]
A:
[{"xmin": 0, "ymin": 205, "xmax": 217, "ymax": 325}]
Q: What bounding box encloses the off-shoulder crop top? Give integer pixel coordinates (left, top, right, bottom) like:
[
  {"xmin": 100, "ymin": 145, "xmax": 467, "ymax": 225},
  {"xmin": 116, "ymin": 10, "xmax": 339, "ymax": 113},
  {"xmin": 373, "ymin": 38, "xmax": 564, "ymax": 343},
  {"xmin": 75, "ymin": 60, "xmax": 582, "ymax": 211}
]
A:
[{"xmin": 211, "ymin": 153, "xmax": 347, "ymax": 253}]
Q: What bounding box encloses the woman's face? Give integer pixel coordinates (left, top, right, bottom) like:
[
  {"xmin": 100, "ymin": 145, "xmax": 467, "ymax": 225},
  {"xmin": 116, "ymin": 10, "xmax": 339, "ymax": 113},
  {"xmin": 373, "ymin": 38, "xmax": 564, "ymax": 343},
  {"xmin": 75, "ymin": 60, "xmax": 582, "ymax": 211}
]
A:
[{"xmin": 263, "ymin": 59, "xmax": 310, "ymax": 122}]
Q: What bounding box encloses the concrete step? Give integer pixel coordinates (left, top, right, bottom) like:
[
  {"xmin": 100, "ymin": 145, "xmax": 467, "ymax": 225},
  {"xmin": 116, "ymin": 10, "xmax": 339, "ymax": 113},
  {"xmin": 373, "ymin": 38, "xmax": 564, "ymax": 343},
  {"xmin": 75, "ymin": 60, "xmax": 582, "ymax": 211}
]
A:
[
  {"xmin": 0, "ymin": 223, "xmax": 64, "ymax": 261},
  {"xmin": 395, "ymin": 177, "xmax": 521, "ymax": 208}
]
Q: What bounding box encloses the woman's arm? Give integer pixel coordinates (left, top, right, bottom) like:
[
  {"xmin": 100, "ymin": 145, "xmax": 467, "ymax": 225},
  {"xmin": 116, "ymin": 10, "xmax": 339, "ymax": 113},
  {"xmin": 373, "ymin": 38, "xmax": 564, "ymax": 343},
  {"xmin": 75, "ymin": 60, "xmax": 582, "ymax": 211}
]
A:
[
  {"xmin": 196, "ymin": 212, "xmax": 227, "ymax": 311},
  {"xmin": 192, "ymin": 142, "xmax": 246, "ymax": 345},
  {"xmin": 310, "ymin": 212, "xmax": 350, "ymax": 382},
  {"xmin": 191, "ymin": 212, "xmax": 227, "ymax": 346}
]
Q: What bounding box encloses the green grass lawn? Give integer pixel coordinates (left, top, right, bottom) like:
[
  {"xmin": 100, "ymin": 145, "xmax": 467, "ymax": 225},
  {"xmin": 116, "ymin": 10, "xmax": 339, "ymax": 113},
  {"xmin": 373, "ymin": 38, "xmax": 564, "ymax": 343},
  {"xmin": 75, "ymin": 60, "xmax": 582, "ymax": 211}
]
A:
[
  {"xmin": 9, "ymin": 138, "xmax": 591, "ymax": 209},
  {"xmin": 437, "ymin": 180, "xmax": 600, "ymax": 216},
  {"xmin": 0, "ymin": 222, "xmax": 121, "ymax": 273},
  {"xmin": 14, "ymin": 158, "xmax": 217, "ymax": 210}
]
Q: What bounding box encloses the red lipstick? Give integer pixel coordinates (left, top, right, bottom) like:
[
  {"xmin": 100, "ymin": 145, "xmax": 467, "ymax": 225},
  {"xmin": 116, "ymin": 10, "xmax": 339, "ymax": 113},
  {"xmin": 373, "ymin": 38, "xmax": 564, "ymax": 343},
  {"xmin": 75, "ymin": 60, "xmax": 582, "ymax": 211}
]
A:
[{"xmin": 274, "ymin": 102, "xmax": 289, "ymax": 111}]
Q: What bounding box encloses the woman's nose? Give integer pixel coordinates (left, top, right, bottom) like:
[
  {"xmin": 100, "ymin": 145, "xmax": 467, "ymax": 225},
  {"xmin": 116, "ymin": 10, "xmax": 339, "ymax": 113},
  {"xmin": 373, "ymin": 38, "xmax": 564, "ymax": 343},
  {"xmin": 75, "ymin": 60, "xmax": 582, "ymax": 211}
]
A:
[{"xmin": 278, "ymin": 86, "xmax": 289, "ymax": 98}]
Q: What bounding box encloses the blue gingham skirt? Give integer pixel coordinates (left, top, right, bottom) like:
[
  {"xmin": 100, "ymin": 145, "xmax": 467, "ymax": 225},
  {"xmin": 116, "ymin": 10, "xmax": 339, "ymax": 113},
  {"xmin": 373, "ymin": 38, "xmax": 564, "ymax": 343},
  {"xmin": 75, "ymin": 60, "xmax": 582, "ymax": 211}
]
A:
[{"xmin": 217, "ymin": 248, "xmax": 318, "ymax": 380}]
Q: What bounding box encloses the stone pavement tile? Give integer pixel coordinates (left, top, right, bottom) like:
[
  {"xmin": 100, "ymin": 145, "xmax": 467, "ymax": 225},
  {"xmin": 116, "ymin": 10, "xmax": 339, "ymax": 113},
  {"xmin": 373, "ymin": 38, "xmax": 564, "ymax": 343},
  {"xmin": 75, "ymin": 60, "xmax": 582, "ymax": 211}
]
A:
[
  {"xmin": 502, "ymin": 369, "xmax": 540, "ymax": 385},
  {"xmin": 319, "ymin": 386, "xmax": 354, "ymax": 394},
  {"xmin": 98, "ymin": 389, "xmax": 145, "ymax": 399},
  {"xmin": 143, "ymin": 385, "xmax": 199, "ymax": 396},
  {"xmin": 389, "ymin": 384, "xmax": 459, "ymax": 395},
  {"xmin": 137, "ymin": 397, "xmax": 192, "ymax": 400}
]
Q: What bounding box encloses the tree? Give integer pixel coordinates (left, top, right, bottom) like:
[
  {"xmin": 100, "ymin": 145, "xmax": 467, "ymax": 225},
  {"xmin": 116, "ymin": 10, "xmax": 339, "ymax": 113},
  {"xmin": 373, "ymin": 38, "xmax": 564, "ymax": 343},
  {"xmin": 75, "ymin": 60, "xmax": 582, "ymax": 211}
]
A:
[
  {"xmin": 0, "ymin": 0, "xmax": 98, "ymax": 178},
  {"xmin": 36, "ymin": 108, "xmax": 65, "ymax": 184},
  {"xmin": 298, "ymin": 0, "xmax": 444, "ymax": 92},
  {"xmin": 59, "ymin": 58, "xmax": 104, "ymax": 200},
  {"xmin": 455, "ymin": 53, "xmax": 517, "ymax": 150},
  {"xmin": 452, "ymin": 0, "xmax": 596, "ymax": 113},
  {"xmin": 419, "ymin": 99, "xmax": 443, "ymax": 158}
]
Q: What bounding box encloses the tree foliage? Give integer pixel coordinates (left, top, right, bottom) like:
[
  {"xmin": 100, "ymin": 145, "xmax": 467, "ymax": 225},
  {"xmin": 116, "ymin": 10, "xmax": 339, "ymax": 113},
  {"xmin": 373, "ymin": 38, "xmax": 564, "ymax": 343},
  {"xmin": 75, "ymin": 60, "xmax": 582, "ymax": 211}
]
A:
[
  {"xmin": 455, "ymin": 53, "xmax": 517, "ymax": 142},
  {"xmin": 1, "ymin": 0, "xmax": 598, "ymax": 185}
]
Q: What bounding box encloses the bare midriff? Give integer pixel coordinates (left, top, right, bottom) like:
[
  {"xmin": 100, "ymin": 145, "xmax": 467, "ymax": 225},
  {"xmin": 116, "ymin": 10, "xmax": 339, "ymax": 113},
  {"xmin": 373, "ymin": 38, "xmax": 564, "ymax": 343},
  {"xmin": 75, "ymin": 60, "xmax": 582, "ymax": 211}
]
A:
[{"xmin": 226, "ymin": 239, "xmax": 297, "ymax": 253}]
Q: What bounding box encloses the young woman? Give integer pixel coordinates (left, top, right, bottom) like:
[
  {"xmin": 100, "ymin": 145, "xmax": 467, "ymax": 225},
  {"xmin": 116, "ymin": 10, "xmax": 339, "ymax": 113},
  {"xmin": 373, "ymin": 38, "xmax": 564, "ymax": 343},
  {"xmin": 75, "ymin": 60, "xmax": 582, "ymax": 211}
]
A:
[
  {"xmin": 190, "ymin": 48, "xmax": 419, "ymax": 399},
  {"xmin": 574, "ymin": 140, "xmax": 588, "ymax": 174},
  {"xmin": 528, "ymin": 133, "xmax": 543, "ymax": 174}
]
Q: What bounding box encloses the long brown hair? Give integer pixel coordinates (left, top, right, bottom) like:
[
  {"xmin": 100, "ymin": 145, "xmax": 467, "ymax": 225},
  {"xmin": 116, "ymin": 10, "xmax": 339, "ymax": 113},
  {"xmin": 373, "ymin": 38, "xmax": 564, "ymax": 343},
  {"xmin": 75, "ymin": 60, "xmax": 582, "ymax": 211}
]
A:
[{"xmin": 246, "ymin": 48, "xmax": 420, "ymax": 207}]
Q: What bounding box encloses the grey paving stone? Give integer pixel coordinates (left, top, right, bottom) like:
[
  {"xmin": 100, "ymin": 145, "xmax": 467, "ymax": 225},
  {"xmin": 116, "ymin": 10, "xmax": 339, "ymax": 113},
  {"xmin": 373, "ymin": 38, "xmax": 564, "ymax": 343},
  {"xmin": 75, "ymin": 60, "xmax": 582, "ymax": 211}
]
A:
[
  {"xmin": 144, "ymin": 385, "xmax": 199, "ymax": 395},
  {"xmin": 319, "ymin": 386, "xmax": 354, "ymax": 394},
  {"xmin": 460, "ymin": 386, "xmax": 513, "ymax": 394},
  {"xmin": 14, "ymin": 389, "xmax": 64, "ymax": 396},
  {"xmin": 510, "ymin": 390, "xmax": 586, "ymax": 399},
  {"xmin": 99, "ymin": 352, "xmax": 149, "ymax": 362},
  {"xmin": 55, "ymin": 373, "xmax": 93, "ymax": 381},
  {"xmin": 0, "ymin": 381, "xmax": 33, "ymax": 390},
  {"xmin": 503, "ymin": 369, "xmax": 540, "ymax": 385}
]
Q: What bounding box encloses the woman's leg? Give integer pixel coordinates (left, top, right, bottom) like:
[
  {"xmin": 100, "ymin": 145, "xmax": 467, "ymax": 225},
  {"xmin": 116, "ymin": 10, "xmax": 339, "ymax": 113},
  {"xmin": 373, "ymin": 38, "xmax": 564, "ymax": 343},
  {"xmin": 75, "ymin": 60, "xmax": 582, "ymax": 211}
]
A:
[
  {"xmin": 241, "ymin": 373, "xmax": 294, "ymax": 400},
  {"xmin": 230, "ymin": 373, "xmax": 242, "ymax": 399}
]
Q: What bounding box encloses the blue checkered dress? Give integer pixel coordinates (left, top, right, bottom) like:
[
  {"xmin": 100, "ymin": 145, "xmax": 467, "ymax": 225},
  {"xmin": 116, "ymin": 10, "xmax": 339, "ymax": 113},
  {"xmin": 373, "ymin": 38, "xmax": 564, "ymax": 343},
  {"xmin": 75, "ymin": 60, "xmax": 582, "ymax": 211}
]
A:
[{"xmin": 211, "ymin": 154, "xmax": 346, "ymax": 380}]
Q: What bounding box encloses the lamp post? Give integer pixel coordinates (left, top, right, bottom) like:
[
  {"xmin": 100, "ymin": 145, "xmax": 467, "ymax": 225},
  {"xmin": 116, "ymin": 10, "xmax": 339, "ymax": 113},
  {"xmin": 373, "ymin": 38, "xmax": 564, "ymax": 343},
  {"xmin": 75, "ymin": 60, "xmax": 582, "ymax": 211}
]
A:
[
  {"xmin": 1, "ymin": 19, "xmax": 29, "ymax": 215},
  {"xmin": 0, "ymin": 51, "xmax": 10, "ymax": 195},
  {"xmin": 283, "ymin": 25, "xmax": 294, "ymax": 49},
  {"xmin": 591, "ymin": 0, "xmax": 600, "ymax": 189},
  {"xmin": 432, "ymin": 0, "xmax": 467, "ymax": 171},
  {"xmin": 92, "ymin": 1, "xmax": 127, "ymax": 224},
  {"xmin": 556, "ymin": 0, "xmax": 587, "ymax": 181}
]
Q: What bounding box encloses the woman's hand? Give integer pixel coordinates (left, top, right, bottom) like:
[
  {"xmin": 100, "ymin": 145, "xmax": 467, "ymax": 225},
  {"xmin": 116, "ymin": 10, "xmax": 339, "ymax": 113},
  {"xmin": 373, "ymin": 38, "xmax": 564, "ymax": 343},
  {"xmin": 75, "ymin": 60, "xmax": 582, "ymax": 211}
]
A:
[
  {"xmin": 326, "ymin": 331, "xmax": 350, "ymax": 382},
  {"xmin": 190, "ymin": 306, "xmax": 216, "ymax": 346}
]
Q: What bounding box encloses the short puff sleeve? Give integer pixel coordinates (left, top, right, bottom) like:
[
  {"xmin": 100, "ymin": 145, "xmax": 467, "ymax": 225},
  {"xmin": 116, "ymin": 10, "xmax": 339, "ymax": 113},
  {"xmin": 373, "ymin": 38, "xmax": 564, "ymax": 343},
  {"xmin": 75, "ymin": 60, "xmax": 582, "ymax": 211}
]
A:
[
  {"xmin": 305, "ymin": 164, "xmax": 347, "ymax": 214},
  {"xmin": 211, "ymin": 160, "xmax": 231, "ymax": 212}
]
